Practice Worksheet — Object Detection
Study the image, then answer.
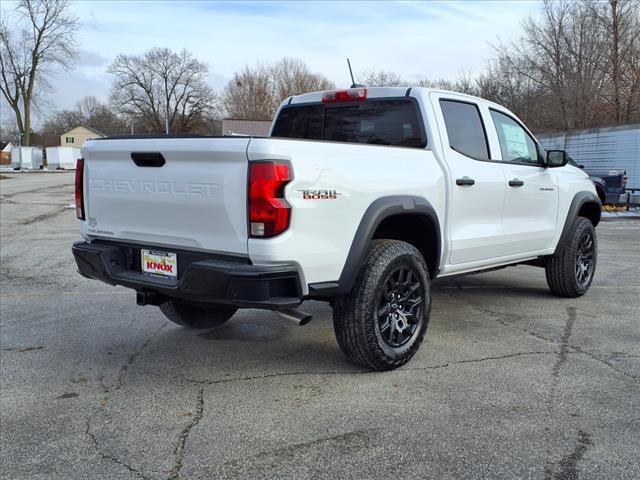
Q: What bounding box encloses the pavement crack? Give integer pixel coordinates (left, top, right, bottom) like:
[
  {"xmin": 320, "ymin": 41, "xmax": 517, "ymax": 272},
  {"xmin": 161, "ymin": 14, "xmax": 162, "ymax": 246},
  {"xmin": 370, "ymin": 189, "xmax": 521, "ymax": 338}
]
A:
[
  {"xmin": 168, "ymin": 387, "xmax": 205, "ymax": 480},
  {"xmin": 568, "ymin": 344, "xmax": 639, "ymax": 382},
  {"xmin": 3, "ymin": 345, "xmax": 45, "ymax": 353},
  {"xmin": 551, "ymin": 306, "xmax": 576, "ymax": 379},
  {"xmin": 85, "ymin": 417, "xmax": 148, "ymax": 479},
  {"xmin": 544, "ymin": 430, "xmax": 593, "ymax": 480},
  {"xmin": 1, "ymin": 183, "xmax": 73, "ymax": 199},
  {"xmin": 79, "ymin": 324, "xmax": 168, "ymax": 480},
  {"xmin": 445, "ymin": 291, "xmax": 639, "ymax": 382},
  {"xmin": 546, "ymin": 307, "xmax": 576, "ymax": 417},
  {"xmin": 543, "ymin": 308, "xmax": 580, "ymax": 477},
  {"xmin": 415, "ymin": 351, "xmax": 558, "ymax": 370},
  {"xmin": 182, "ymin": 351, "xmax": 557, "ymax": 386},
  {"xmin": 444, "ymin": 290, "xmax": 555, "ymax": 345},
  {"xmin": 222, "ymin": 428, "xmax": 378, "ymax": 470},
  {"xmin": 18, "ymin": 206, "xmax": 68, "ymax": 225},
  {"xmin": 111, "ymin": 321, "xmax": 168, "ymax": 392},
  {"xmin": 183, "ymin": 370, "xmax": 364, "ymax": 386}
]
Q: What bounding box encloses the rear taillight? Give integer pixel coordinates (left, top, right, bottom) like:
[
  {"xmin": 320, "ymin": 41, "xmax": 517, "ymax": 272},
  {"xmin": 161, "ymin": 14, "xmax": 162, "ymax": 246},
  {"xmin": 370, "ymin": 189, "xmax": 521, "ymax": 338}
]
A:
[
  {"xmin": 322, "ymin": 88, "xmax": 367, "ymax": 103},
  {"xmin": 75, "ymin": 158, "xmax": 85, "ymax": 220},
  {"xmin": 248, "ymin": 161, "xmax": 291, "ymax": 238}
]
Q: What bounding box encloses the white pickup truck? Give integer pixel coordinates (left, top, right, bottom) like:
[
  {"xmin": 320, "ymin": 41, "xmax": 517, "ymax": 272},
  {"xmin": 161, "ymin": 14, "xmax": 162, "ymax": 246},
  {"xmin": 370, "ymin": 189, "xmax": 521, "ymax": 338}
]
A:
[{"xmin": 73, "ymin": 87, "xmax": 601, "ymax": 370}]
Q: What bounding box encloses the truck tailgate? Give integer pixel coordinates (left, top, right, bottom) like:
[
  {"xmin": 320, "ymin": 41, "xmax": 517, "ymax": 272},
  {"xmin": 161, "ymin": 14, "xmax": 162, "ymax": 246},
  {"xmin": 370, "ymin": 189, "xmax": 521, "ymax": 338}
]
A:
[{"xmin": 81, "ymin": 137, "xmax": 250, "ymax": 255}]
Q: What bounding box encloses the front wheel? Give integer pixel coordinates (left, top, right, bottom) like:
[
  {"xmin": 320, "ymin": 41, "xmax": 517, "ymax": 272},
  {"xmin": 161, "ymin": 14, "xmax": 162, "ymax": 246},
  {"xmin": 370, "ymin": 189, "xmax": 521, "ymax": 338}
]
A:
[
  {"xmin": 332, "ymin": 240, "xmax": 431, "ymax": 371},
  {"xmin": 545, "ymin": 217, "xmax": 597, "ymax": 298},
  {"xmin": 159, "ymin": 300, "xmax": 237, "ymax": 329}
]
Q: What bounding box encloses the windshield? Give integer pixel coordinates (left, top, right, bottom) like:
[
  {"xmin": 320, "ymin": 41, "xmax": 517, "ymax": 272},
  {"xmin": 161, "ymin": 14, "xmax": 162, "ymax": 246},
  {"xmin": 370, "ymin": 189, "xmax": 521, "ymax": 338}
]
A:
[{"xmin": 271, "ymin": 99, "xmax": 426, "ymax": 148}]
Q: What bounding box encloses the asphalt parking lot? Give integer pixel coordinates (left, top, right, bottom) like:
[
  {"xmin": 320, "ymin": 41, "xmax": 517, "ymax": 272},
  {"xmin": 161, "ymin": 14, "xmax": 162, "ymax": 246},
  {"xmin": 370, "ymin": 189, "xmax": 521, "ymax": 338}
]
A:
[{"xmin": 1, "ymin": 172, "xmax": 638, "ymax": 480}]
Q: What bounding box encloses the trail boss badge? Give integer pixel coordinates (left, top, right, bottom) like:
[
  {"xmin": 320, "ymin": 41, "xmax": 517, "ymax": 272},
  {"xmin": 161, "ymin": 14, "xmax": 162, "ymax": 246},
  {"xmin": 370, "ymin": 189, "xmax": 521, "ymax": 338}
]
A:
[{"xmin": 298, "ymin": 189, "xmax": 342, "ymax": 200}]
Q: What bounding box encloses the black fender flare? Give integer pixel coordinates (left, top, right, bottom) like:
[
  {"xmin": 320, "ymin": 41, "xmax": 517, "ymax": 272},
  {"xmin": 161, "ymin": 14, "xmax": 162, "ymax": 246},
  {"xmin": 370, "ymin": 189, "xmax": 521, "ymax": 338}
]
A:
[
  {"xmin": 554, "ymin": 191, "xmax": 601, "ymax": 255},
  {"xmin": 308, "ymin": 196, "xmax": 442, "ymax": 297},
  {"xmin": 590, "ymin": 178, "xmax": 607, "ymax": 202}
]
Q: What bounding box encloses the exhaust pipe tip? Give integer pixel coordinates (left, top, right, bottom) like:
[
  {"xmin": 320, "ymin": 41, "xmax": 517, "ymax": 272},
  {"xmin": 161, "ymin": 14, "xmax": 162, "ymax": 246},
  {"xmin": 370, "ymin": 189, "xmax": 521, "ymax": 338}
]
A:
[{"xmin": 277, "ymin": 308, "xmax": 313, "ymax": 326}]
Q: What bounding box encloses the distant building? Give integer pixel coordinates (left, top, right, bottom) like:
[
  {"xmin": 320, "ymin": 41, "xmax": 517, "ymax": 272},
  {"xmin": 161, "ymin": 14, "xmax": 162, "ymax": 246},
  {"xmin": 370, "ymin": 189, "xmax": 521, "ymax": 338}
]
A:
[
  {"xmin": 60, "ymin": 126, "xmax": 106, "ymax": 147},
  {"xmin": 221, "ymin": 119, "xmax": 271, "ymax": 137}
]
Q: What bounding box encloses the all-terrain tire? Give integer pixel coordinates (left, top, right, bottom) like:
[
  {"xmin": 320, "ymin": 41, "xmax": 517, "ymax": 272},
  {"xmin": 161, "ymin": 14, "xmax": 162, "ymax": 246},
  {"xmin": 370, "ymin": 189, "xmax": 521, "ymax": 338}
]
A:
[
  {"xmin": 159, "ymin": 300, "xmax": 237, "ymax": 329},
  {"xmin": 545, "ymin": 217, "xmax": 597, "ymax": 298},
  {"xmin": 332, "ymin": 240, "xmax": 431, "ymax": 371}
]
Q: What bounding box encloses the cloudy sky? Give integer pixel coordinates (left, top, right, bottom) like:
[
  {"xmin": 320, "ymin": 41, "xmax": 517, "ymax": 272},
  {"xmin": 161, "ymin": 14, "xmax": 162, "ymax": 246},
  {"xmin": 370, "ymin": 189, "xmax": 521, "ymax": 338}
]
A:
[{"xmin": 2, "ymin": 0, "xmax": 542, "ymax": 125}]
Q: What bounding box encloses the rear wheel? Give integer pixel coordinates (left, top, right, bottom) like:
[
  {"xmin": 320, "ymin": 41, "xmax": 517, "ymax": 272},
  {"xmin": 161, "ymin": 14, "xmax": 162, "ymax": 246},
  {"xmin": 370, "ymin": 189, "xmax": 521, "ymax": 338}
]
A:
[
  {"xmin": 159, "ymin": 300, "xmax": 237, "ymax": 329},
  {"xmin": 332, "ymin": 240, "xmax": 431, "ymax": 371},
  {"xmin": 545, "ymin": 217, "xmax": 597, "ymax": 297}
]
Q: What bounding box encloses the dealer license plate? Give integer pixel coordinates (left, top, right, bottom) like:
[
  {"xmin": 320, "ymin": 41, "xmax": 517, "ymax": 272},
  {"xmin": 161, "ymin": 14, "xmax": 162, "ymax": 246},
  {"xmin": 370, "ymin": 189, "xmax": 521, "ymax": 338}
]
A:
[{"xmin": 141, "ymin": 249, "xmax": 178, "ymax": 279}]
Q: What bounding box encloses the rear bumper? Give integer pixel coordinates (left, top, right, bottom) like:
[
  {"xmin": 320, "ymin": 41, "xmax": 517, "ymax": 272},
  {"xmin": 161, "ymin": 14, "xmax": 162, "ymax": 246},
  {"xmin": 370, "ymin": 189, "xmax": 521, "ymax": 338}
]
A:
[{"xmin": 72, "ymin": 241, "xmax": 303, "ymax": 310}]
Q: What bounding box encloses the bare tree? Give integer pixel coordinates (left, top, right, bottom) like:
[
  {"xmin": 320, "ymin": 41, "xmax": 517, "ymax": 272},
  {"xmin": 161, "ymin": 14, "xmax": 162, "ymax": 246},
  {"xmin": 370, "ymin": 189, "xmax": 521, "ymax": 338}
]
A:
[
  {"xmin": 223, "ymin": 58, "xmax": 333, "ymax": 120},
  {"xmin": 223, "ymin": 64, "xmax": 277, "ymax": 121},
  {"xmin": 416, "ymin": 72, "xmax": 477, "ymax": 95},
  {"xmin": 587, "ymin": 0, "xmax": 640, "ymax": 123},
  {"xmin": 495, "ymin": 0, "xmax": 586, "ymax": 129},
  {"xmin": 492, "ymin": 0, "xmax": 640, "ymax": 130},
  {"xmin": 475, "ymin": 55, "xmax": 550, "ymax": 130},
  {"xmin": 0, "ymin": 115, "xmax": 21, "ymax": 144},
  {"xmin": 0, "ymin": 0, "xmax": 78, "ymax": 146},
  {"xmin": 108, "ymin": 48, "xmax": 216, "ymax": 134},
  {"xmin": 357, "ymin": 68, "xmax": 478, "ymax": 94},
  {"xmin": 41, "ymin": 96, "xmax": 128, "ymax": 139},
  {"xmin": 272, "ymin": 58, "xmax": 334, "ymax": 101},
  {"xmin": 359, "ymin": 69, "xmax": 406, "ymax": 87}
]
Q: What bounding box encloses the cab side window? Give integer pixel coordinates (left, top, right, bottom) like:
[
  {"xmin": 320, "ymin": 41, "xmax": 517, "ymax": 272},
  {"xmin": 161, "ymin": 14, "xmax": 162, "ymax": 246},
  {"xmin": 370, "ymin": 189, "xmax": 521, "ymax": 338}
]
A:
[
  {"xmin": 439, "ymin": 100, "xmax": 490, "ymax": 161},
  {"xmin": 490, "ymin": 110, "xmax": 540, "ymax": 165}
]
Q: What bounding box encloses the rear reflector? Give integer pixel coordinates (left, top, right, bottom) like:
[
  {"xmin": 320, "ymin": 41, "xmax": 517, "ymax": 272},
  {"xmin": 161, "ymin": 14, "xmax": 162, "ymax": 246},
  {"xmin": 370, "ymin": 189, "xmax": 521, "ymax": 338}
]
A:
[
  {"xmin": 322, "ymin": 88, "xmax": 367, "ymax": 103},
  {"xmin": 248, "ymin": 161, "xmax": 291, "ymax": 238},
  {"xmin": 75, "ymin": 158, "xmax": 85, "ymax": 220}
]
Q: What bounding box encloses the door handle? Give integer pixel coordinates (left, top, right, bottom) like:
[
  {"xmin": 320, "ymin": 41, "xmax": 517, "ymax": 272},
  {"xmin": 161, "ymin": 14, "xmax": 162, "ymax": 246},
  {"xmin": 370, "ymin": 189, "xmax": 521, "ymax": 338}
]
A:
[
  {"xmin": 456, "ymin": 177, "xmax": 475, "ymax": 186},
  {"xmin": 131, "ymin": 152, "xmax": 166, "ymax": 167},
  {"xmin": 508, "ymin": 178, "xmax": 524, "ymax": 187}
]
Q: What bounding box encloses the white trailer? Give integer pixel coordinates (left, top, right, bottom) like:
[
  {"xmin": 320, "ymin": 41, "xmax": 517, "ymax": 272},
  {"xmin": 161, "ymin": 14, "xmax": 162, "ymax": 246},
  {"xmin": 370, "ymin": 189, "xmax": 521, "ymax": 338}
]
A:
[
  {"xmin": 46, "ymin": 147, "xmax": 81, "ymax": 169},
  {"xmin": 11, "ymin": 147, "xmax": 43, "ymax": 170}
]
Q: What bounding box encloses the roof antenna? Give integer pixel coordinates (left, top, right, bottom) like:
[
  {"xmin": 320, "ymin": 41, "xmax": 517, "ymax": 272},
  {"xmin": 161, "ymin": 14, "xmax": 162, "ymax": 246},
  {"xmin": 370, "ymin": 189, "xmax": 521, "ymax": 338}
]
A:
[{"xmin": 347, "ymin": 58, "xmax": 365, "ymax": 88}]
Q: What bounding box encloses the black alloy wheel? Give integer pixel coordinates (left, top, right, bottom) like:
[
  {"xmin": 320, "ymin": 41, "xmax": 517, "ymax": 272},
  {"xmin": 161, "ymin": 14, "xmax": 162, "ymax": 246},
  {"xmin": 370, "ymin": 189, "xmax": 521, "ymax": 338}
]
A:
[
  {"xmin": 545, "ymin": 217, "xmax": 597, "ymax": 298},
  {"xmin": 376, "ymin": 266, "xmax": 425, "ymax": 348},
  {"xmin": 332, "ymin": 240, "xmax": 431, "ymax": 371},
  {"xmin": 575, "ymin": 230, "xmax": 595, "ymax": 287}
]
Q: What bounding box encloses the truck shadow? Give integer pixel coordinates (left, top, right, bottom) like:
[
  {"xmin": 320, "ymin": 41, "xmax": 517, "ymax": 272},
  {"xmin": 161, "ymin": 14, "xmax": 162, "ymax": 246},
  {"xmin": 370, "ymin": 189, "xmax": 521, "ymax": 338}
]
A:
[{"xmin": 43, "ymin": 269, "xmax": 567, "ymax": 386}]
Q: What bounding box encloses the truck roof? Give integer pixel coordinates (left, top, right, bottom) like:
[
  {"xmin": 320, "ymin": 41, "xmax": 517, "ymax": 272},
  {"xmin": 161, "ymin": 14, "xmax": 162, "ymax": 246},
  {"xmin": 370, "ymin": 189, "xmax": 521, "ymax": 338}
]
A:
[{"xmin": 287, "ymin": 86, "xmax": 486, "ymax": 106}]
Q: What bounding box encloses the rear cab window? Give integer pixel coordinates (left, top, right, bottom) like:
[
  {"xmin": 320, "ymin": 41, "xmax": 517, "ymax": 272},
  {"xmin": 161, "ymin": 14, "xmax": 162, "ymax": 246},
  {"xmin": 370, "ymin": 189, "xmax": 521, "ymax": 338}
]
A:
[
  {"xmin": 271, "ymin": 99, "xmax": 427, "ymax": 148},
  {"xmin": 439, "ymin": 99, "xmax": 490, "ymax": 160}
]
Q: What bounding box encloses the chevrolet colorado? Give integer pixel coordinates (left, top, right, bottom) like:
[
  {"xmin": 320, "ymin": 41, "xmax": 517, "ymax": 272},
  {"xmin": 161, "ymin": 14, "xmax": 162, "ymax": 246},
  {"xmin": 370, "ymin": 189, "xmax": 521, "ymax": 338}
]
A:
[{"xmin": 72, "ymin": 87, "xmax": 601, "ymax": 371}]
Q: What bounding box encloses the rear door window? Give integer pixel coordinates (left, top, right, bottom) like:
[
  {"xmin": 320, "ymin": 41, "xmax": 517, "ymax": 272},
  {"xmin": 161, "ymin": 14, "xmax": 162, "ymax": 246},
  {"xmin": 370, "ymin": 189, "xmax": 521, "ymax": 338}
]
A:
[
  {"xmin": 439, "ymin": 100, "xmax": 490, "ymax": 160},
  {"xmin": 271, "ymin": 99, "xmax": 426, "ymax": 148}
]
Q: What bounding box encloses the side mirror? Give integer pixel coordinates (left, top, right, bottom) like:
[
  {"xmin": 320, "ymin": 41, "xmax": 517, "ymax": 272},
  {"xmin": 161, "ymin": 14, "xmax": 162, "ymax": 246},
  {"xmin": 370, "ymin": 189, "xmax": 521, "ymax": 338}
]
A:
[{"xmin": 546, "ymin": 150, "xmax": 568, "ymax": 168}]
